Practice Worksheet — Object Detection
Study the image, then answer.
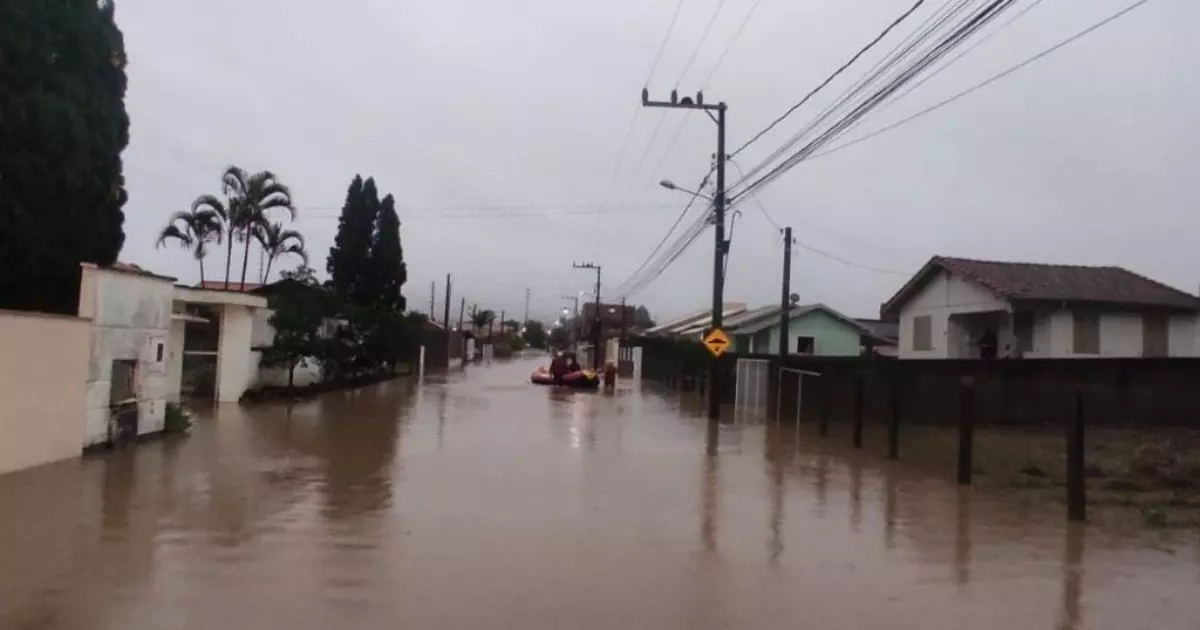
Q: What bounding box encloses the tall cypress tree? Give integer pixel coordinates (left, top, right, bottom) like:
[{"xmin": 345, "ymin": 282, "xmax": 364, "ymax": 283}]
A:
[
  {"xmin": 0, "ymin": 0, "xmax": 130, "ymax": 313},
  {"xmin": 370, "ymin": 194, "xmax": 407, "ymax": 312},
  {"xmin": 326, "ymin": 175, "xmax": 367, "ymax": 301}
]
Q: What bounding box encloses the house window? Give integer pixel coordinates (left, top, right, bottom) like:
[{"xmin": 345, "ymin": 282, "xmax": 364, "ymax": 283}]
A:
[
  {"xmin": 1143, "ymin": 313, "xmax": 1169, "ymax": 357},
  {"xmin": 912, "ymin": 315, "xmax": 932, "ymax": 351},
  {"xmin": 1013, "ymin": 312, "xmax": 1034, "ymax": 352},
  {"xmin": 795, "ymin": 336, "xmax": 815, "ymax": 354},
  {"xmin": 1072, "ymin": 311, "xmax": 1100, "ymax": 355},
  {"xmin": 155, "ymin": 342, "xmax": 165, "ymax": 363}
]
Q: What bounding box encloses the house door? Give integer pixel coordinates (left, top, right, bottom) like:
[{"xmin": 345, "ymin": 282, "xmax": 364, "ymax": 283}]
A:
[
  {"xmin": 108, "ymin": 359, "xmax": 139, "ymax": 445},
  {"xmin": 1143, "ymin": 314, "xmax": 1169, "ymax": 357}
]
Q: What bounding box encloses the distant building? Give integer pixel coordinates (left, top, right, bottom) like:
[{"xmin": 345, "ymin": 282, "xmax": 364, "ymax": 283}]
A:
[
  {"xmin": 881, "ymin": 256, "xmax": 1200, "ymax": 359},
  {"xmin": 580, "ymin": 302, "xmax": 636, "ymax": 339}
]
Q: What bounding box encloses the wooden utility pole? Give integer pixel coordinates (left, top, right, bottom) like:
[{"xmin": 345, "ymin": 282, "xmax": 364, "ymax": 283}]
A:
[
  {"xmin": 428, "ymin": 281, "xmax": 435, "ymax": 320},
  {"xmin": 523, "ymin": 288, "xmax": 531, "ymax": 325}
]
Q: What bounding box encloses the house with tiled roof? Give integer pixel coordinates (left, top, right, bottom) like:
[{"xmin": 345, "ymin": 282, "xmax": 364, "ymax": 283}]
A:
[{"xmin": 881, "ymin": 256, "xmax": 1200, "ymax": 359}]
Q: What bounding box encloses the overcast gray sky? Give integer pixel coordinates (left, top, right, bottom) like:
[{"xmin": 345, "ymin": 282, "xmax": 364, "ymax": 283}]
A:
[{"xmin": 117, "ymin": 0, "xmax": 1199, "ymax": 323}]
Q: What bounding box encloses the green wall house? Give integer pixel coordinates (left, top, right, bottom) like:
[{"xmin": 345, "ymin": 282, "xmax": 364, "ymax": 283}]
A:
[{"xmin": 728, "ymin": 304, "xmax": 888, "ymax": 356}]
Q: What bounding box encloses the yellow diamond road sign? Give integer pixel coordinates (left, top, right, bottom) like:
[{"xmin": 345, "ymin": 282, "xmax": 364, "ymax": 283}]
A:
[{"xmin": 703, "ymin": 328, "xmax": 730, "ymax": 358}]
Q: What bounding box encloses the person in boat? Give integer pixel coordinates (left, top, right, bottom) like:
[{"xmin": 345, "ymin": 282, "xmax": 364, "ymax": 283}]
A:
[
  {"xmin": 549, "ymin": 352, "xmax": 568, "ymax": 386},
  {"xmin": 566, "ymin": 353, "xmax": 581, "ymax": 373}
]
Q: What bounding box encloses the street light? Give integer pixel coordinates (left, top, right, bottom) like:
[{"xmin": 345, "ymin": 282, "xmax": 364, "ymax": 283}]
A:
[{"xmin": 659, "ymin": 179, "xmax": 714, "ymax": 202}]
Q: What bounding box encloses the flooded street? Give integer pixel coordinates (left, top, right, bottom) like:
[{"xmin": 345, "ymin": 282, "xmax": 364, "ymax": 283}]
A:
[{"xmin": 1, "ymin": 357, "xmax": 1197, "ymax": 629}]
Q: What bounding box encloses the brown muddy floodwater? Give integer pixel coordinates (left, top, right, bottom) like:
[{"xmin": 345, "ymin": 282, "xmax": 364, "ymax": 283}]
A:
[{"xmin": 1, "ymin": 357, "xmax": 1197, "ymax": 629}]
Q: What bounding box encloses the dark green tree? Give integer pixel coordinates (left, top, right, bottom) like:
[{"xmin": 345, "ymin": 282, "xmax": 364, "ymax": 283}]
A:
[
  {"xmin": 326, "ymin": 175, "xmax": 368, "ymax": 299},
  {"xmin": 261, "ymin": 284, "xmax": 324, "ymax": 388},
  {"xmin": 522, "ymin": 321, "xmax": 548, "ymax": 349},
  {"xmin": 633, "ymin": 305, "xmax": 656, "ymax": 329},
  {"xmin": 326, "ymin": 176, "xmax": 382, "ymax": 304},
  {"xmin": 0, "ymin": 0, "xmax": 130, "ymax": 313},
  {"xmin": 548, "ymin": 325, "xmax": 571, "ymax": 349},
  {"xmin": 369, "ymin": 193, "xmax": 407, "ymax": 311}
]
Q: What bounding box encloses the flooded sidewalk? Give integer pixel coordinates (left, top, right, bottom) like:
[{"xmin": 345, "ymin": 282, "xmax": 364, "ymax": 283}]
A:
[{"xmin": 0, "ymin": 356, "xmax": 1196, "ymax": 629}]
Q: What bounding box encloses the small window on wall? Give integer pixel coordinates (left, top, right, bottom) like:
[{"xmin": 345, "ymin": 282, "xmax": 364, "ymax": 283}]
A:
[
  {"xmin": 795, "ymin": 336, "xmax": 815, "ymax": 354},
  {"xmin": 156, "ymin": 343, "xmax": 165, "ymax": 362},
  {"xmin": 1073, "ymin": 311, "xmax": 1100, "ymax": 354},
  {"xmin": 913, "ymin": 315, "xmax": 932, "ymax": 351}
]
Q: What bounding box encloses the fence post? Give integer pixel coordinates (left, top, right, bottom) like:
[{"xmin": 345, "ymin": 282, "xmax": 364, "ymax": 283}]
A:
[
  {"xmin": 957, "ymin": 377, "xmax": 975, "ymax": 486},
  {"xmin": 852, "ymin": 373, "xmax": 864, "ymax": 449},
  {"xmin": 888, "ymin": 375, "xmax": 900, "ymax": 460},
  {"xmin": 1067, "ymin": 391, "xmax": 1086, "ymax": 522}
]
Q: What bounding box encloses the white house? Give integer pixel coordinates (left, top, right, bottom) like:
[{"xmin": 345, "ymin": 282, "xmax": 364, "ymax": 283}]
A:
[
  {"xmin": 77, "ymin": 262, "xmax": 176, "ymax": 446},
  {"xmin": 881, "ymin": 256, "xmax": 1200, "ymax": 359}
]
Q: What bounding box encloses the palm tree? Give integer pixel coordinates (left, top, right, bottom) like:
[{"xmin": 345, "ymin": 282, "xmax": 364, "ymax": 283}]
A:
[
  {"xmin": 221, "ymin": 166, "xmax": 295, "ymax": 290},
  {"xmin": 156, "ymin": 201, "xmax": 224, "ymax": 284},
  {"xmin": 254, "ymin": 221, "xmax": 308, "ymax": 284}
]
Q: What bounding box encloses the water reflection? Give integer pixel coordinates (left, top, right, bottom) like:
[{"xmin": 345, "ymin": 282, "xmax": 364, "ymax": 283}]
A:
[
  {"xmin": 701, "ymin": 454, "xmax": 719, "ymax": 553},
  {"xmin": 1059, "ymin": 524, "xmax": 1085, "ymax": 630},
  {"xmin": 955, "ymin": 487, "xmax": 972, "ymax": 587}
]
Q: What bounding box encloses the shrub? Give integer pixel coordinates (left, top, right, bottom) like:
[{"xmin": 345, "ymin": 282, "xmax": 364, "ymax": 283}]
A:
[{"xmin": 164, "ymin": 402, "xmax": 192, "ymax": 434}]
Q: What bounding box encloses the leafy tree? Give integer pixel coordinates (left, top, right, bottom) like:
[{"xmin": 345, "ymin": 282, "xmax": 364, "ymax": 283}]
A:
[
  {"xmin": 221, "ymin": 166, "xmax": 294, "ymax": 290},
  {"xmin": 0, "ymin": 0, "xmax": 130, "ymax": 313},
  {"xmin": 634, "ymin": 305, "xmax": 656, "ymax": 329},
  {"xmin": 156, "ymin": 202, "xmax": 223, "ymax": 284},
  {"xmin": 548, "ymin": 325, "xmax": 571, "ymax": 349},
  {"xmin": 471, "ymin": 309, "xmax": 494, "ymax": 331},
  {"xmin": 261, "ymin": 286, "xmax": 323, "ymax": 388},
  {"xmin": 369, "ymin": 193, "xmax": 406, "ymax": 311},
  {"xmin": 522, "ymin": 321, "xmax": 548, "ymax": 349},
  {"xmin": 255, "ymin": 221, "xmax": 307, "ymax": 283},
  {"xmin": 280, "ymin": 264, "xmax": 318, "ymax": 285}
]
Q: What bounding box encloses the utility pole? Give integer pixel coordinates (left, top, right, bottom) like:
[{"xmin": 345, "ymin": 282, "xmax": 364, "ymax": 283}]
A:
[
  {"xmin": 643, "ymin": 88, "xmax": 728, "ymax": 423},
  {"xmin": 500, "ymin": 310, "xmax": 506, "ymax": 339},
  {"xmin": 458, "ymin": 297, "xmax": 466, "ymax": 331},
  {"xmin": 620, "ymin": 297, "xmax": 627, "ymax": 343},
  {"xmin": 523, "ymin": 287, "xmax": 531, "ymax": 326},
  {"xmin": 573, "ymin": 262, "xmax": 602, "ymax": 370},
  {"xmin": 443, "ymin": 273, "xmax": 453, "ymax": 360},
  {"xmin": 442, "ymin": 274, "xmax": 452, "ymax": 331},
  {"xmin": 429, "ymin": 281, "xmax": 435, "ymax": 321},
  {"xmin": 779, "ymin": 227, "xmax": 793, "ymax": 358}
]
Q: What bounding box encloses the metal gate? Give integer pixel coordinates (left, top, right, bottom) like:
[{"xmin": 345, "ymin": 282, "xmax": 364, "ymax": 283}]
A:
[{"xmin": 734, "ymin": 358, "xmax": 770, "ymax": 412}]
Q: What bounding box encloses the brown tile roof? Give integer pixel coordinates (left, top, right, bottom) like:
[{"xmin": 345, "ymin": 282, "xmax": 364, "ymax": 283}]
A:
[{"xmin": 881, "ymin": 256, "xmax": 1200, "ymax": 316}]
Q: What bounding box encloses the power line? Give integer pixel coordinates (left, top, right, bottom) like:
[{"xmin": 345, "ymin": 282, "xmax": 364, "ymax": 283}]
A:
[
  {"xmin": 699, "ymin": 0, "xmax": 767, "ymax": 87},
  {"xmin": 646, "ymin": 0, "xmax": 687, "ymax": 86},
  {"xmin": 600, "ymin": 0, "xmax": 689, "ymax": 218},
  {"xmin": 732, "ymin": 0, "xmax": 1020, "ymax": 200},
  {"xmin": 728, "ymin": 0, "xmax": 929, "ymax": 159},
  {"xmin": 675, "ymin": 0, "xmax": 730, "ymax": 89},
  {"xmin": 808, "ymin": 0, "xmax": 1153, "ymax": 161},
  {"xmin": 856, "ymin": 0, "xmax": 1050, "ymax": 128},
  {"xmin": 729, "ymin": 159, "xmax": 781, "ymax": 230},
  {"xmin": 740, "ymin": 0, "xmax": 982, "ymax": 182},
  {"xmin": 609, "ymin": 173, "xmax": 712, "ymax": 296}
]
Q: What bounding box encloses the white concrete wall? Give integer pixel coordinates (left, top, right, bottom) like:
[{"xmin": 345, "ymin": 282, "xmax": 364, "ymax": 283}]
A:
[
  {"xmin": 215, "ymin": 305, "xmax": 257, "ymax": 402},
  {"xmin": 79, "ymin": 267, "xmax": 173, "ymax": 446},
  {"xmin": 897, "ymin": 270, "xmax": 1009, "ymax": 359},
  {"xmin": 166, "ymin": 319, "xmax": 186, "ymax": 403},
  {"xmin": 0, "ymin": 310, "xmax": 90, "ymax": 475},
  {"xmin": 1171, "ymin": 315, "xmax": 1197, "ymax": 357}
]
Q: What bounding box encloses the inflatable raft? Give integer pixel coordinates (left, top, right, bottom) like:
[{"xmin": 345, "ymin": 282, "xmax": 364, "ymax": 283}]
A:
[{"xmin": 531, "ymin": 366, "xmax": 600, "ymax": 389}]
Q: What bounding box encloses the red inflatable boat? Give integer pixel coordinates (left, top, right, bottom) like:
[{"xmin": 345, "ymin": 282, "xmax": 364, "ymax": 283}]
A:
[{"xmin": 531, "ymin": 366, "xmax": 600, "ymax": 389}]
